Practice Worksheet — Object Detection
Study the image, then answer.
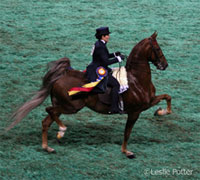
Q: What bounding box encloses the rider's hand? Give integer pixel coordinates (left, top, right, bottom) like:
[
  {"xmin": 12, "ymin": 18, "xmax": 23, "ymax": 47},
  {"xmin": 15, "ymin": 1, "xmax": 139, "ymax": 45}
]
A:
[
  {"xmin": 114, "ymin": 51, "xmax": 121, "ymax": 56},
  {"xmin": 120, "ymin": 54, "xmax": 125, "ymax": 61},
  {"xmin": 117, "ymin": 54, "xmax": 125, "ymax": 62},
  {"xmin": 117, "ymin": 56, "xmax": 122, "ymax": 62}
]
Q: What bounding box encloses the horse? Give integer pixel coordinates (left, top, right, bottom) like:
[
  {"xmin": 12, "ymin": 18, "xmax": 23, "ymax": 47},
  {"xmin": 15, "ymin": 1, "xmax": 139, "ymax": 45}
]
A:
[{"xmin": 6, "ymin": 32, "xmax": 172, "ymax": 159}]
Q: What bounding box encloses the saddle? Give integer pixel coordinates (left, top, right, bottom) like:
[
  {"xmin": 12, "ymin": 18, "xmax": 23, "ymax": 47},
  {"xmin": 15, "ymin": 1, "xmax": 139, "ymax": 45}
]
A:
[
  {"xmin": 98, "ymin": 67, "xmax": 128, "ymax": 110},
  {"xmin": 98, "ymin": 87, "xmax": 124, "ymax": 111},
  {"xmin": 68, "ymin": 66, "xmax": 128, "ymax": 111}
]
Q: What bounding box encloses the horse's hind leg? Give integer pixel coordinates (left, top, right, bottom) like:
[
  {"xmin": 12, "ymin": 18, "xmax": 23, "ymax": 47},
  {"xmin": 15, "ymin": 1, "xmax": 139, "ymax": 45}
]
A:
[
  {"xmin": 150, "ymin": 94, "xmax": 172, "ymax": 116},
  {"xmin": 46, "ymin": 106, "xmax": 67, "ymax": 141},
  {"xmin": 42, "ymin": 89, "xmax": 85, "ymax": 152},
  {"xmin": 42, "ymin": 106, "xmax": 68, "ymax": 153},
  {"xmin": 42, "ymin": 115, "xmax": 55, "ymax": 152},
  {"xmin": 46, "ymin": 103, "xmax": 83, "ymax": 141}
]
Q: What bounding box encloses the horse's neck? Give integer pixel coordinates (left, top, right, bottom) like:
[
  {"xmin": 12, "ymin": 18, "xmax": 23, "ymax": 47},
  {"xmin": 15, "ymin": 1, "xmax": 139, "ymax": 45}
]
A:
[
  {"xmin": 126, "ymin": 39, "xmax": 152, "ymax": 81},
  {"xmin": 126, "ymin": 59, "xmax": 152, "ymax": 93},
  {"xmin": 126, "ymin": 56, "xmax": 151, "ymax": 76}
]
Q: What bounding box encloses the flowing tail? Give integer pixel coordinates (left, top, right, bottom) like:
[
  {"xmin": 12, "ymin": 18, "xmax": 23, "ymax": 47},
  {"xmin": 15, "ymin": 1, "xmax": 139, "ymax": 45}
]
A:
[{"xmin": 6, "ymin": 57, "xmax": 71, "ymax": 131}]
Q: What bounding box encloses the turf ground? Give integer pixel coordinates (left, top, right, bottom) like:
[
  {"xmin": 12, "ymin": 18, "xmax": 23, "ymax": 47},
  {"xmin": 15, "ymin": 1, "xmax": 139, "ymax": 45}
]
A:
[{"xmin": 0, "ymin": 0, "xmax": 199, "ymax": 179}]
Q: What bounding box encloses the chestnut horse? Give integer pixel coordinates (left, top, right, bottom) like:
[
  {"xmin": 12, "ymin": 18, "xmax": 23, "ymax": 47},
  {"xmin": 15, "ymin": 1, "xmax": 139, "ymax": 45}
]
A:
[{"xmin": 7, "ymin": 32, "xmax": 172, "ymax": 159}]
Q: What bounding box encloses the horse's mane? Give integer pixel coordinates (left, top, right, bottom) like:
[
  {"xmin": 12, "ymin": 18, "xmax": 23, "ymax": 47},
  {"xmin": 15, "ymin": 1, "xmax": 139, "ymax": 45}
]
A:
[{"xmin": 125, "ymin": 38, "xmax": 147, "ymax": 70}]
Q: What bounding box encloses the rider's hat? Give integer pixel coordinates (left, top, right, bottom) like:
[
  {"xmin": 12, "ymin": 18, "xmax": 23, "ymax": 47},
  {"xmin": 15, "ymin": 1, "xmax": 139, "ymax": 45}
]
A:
[{"xmin": 95, "ymin": 27, "xmax": 111, "ymax": 39}]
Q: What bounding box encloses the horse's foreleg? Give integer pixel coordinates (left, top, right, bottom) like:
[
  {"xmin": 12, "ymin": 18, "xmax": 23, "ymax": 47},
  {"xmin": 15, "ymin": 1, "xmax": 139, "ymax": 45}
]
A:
[
  {"xmin": 121, "ymin": 112, "xmax": 139, "ymax": 159},
  {"xmin": 42, "ymin": 115, "xmax": 55, "ymax": 153},
  {"xmin": 150, "ymin": 94, "xmax": 172, "ymax": 116}
]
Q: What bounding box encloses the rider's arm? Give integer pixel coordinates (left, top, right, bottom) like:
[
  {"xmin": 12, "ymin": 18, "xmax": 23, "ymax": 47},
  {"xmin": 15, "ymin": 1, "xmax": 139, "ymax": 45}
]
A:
[
  {"xmin": 109, "ymin": 53, "xmax": 115, "ymax": 58},
  {"xmin": 97, "ymin": 46, "xmax": 119, "ymax": 66}
]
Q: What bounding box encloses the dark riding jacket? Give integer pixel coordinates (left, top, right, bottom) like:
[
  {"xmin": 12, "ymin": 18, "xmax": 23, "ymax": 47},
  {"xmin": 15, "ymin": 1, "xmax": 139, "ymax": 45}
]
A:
[{"xmin": 86, "ymin": 40, "xmax": 119, "ymax": 82}]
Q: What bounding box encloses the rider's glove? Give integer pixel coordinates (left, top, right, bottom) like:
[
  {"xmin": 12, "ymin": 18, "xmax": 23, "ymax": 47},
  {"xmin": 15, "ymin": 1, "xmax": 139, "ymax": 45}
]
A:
[
  {"xmin": 114, "ymin": 51, "xmax": 121, "ymax": 57},
  {"xmin": 117, "ymin": 56, "xmax": 122, "ymax": 62},
  {"xmin": 117, "ymin": 54, "xmax": 125, "ymax": 62}
]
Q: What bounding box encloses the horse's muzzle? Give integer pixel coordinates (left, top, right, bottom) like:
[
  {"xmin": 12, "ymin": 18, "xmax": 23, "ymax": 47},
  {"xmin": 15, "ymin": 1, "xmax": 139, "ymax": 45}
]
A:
[{"xmin": 157, "ymin": 62, "xmax": 168, "ymax": 70}]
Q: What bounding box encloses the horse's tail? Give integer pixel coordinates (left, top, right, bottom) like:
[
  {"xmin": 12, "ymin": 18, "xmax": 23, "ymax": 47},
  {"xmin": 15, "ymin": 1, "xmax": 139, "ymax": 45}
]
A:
[{"xmin": 6, "ymin": 57, "xmax": 71, "ymax": 131}]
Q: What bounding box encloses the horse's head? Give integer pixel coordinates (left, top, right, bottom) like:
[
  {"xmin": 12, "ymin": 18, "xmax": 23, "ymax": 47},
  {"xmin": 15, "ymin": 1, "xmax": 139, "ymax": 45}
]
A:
[
  {"xmin": 148, "ymin": 32, "xmax": 168, "ymax": 70},
  {"xmin": 126, "ymin": 32, "xmax": 168, "ymax": 71}
]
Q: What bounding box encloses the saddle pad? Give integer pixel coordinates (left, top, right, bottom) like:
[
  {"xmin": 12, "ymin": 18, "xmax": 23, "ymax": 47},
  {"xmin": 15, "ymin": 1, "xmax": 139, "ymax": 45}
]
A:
[{"xmin": 112, "ymin": 66, "xmax": 129, "ymax": 93}]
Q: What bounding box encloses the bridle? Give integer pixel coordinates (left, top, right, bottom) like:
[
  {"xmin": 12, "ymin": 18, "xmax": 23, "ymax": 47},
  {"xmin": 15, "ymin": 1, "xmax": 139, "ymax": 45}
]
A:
[
  {"xmin": 121, "ymin": 38, "xmax": 163, "ymax": 65},
  {"xmin": 149, "ymin": 38, "xmax": 164, "ymax": 68},
  {"xmin": 118, "ymin": 37, "xmax": 165, "ymax": 73}
]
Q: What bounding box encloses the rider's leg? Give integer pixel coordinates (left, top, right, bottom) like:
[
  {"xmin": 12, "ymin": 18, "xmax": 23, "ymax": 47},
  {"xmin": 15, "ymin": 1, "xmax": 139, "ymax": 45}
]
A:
[{"xmin": 107, "ymin": 74, "xmax": 120, "ymax": 113}]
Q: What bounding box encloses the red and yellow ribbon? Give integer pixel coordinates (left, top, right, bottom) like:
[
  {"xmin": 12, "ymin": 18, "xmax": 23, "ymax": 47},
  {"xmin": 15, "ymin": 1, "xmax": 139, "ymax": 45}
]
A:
[
  {"xmin": 68, "ymin": 66, "xmax": 107, "ymax": 96},
  {"xmin": 68, "ymin": 79, "xmax": 103, "ymax": 96}
]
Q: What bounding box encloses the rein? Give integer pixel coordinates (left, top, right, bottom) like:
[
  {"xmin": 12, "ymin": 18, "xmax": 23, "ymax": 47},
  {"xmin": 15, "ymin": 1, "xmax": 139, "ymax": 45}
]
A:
[
  {"xmin": 118, "ymin": 54, "xmax": 151, "ymax": 74},
  {"xmin": 125, "ymin": 38, "xmax": 164, "ymax": 74},
  {"xmin": 114, "ymin": 53, "xmax": 128, "ymax": 78}
]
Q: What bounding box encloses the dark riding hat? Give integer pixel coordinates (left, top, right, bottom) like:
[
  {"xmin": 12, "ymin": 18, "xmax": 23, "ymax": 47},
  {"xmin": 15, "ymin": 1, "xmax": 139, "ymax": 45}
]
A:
[{"xmin": 95, "ymin": 27, "xmax": 111, "ymax": 39}]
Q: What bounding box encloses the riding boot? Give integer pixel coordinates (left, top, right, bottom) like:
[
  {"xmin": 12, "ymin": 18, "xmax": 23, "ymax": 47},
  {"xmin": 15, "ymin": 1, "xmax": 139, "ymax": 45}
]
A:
[
  {"xmin": 107, "ymin": 73, "xmax": 123, "ymax": 114},
  {"xmin": 110, "ymin": 86, "xmax": 120, "ymax": 113}
]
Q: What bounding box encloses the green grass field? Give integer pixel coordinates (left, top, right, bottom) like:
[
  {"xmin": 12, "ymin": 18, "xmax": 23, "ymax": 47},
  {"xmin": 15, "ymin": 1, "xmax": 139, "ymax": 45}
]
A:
[{"xmin": 0, "ymin": 0, "xmax": 199, "ymax": 179}]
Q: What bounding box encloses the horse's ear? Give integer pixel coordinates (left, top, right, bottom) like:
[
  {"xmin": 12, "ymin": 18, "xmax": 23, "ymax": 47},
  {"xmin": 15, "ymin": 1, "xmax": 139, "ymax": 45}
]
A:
[{"xmin": 151, "ymin": 31, "xmax": 158, "ymax": 39}]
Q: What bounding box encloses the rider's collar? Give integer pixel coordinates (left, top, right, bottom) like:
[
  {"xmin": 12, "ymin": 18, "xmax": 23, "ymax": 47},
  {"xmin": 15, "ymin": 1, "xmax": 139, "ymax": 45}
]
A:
[{"xmin": 101, "ymin": 40, "xmax": 106, "ymax": 44}]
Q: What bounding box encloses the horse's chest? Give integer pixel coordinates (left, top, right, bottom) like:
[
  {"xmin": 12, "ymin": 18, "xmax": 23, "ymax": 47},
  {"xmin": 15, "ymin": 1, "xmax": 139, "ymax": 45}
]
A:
[{"xmin": 128, "ymin": 83, "xmax": 153, "ymax": 105}]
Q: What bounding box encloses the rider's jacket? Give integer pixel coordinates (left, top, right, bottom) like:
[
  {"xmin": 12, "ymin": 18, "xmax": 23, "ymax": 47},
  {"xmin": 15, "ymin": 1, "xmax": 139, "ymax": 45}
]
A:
[{"xmin": 86, "ymin": 40, "xmax": 118, "ymax": 82}]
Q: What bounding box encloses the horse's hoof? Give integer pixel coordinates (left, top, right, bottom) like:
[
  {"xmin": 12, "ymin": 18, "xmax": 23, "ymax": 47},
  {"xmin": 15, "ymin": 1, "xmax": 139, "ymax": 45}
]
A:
[
  {"xmin": 43, "ymin": 146, "xmax": 56, "ymax": 153},
  {"xmin": 125, "ymin": 151, "xmax": 136, "ymax": 159},
  {"xmin": 50, "ymin": 150, "xmax": 56, "ymax": 154},
  {"xmin": 57, "ymin": 127, "xmax": 67, "ymax": 139},
  {"xmin": 57, "ymin": 132, "xmax": 65, "ymax": 139},
  {"xmin": 127, "ymin": 154, "xmax": 136, "ymax": 159},
  {"xmin": 154, "ymin": 107, "xmax": 162, "ymax": 116}
]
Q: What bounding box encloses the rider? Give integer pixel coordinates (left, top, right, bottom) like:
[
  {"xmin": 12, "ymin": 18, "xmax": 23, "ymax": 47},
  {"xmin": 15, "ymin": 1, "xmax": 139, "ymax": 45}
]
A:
[{"xmin": 86, "ymin": 27, "xmax": 125, "ymax": 114}]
